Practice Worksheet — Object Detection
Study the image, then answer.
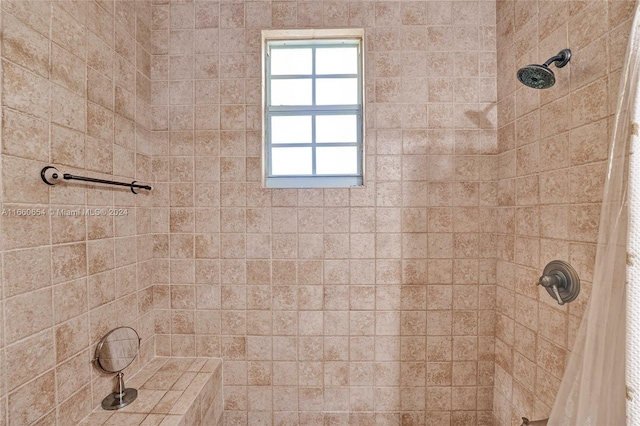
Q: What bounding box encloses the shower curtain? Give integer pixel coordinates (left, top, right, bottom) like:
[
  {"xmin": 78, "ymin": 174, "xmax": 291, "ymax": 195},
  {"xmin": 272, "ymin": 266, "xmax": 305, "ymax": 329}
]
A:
[{"xmin": 547, "ymin": 3, "xmax": 638, "ymax": 425}]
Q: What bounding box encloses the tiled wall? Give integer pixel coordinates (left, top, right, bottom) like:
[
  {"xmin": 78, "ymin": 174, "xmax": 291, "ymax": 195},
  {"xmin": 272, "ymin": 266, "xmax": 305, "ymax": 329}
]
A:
[
  {"xmin": 0, "ymin": 0, "xmax": 636, "ymax": 424},
  {"xmin": 0, "ymin": 1, "xmax": 156, "ymax": 424},
  {"xmin": 0, "ymin": 0, "xmax": 500, "ymax": 423},
  {"xmin": 494, "ymin": 0, "xmax": 636, "ymax": 424},
  {"xmin": 150, "ymin": 0, "xmax": 498, "ymax": 423}
]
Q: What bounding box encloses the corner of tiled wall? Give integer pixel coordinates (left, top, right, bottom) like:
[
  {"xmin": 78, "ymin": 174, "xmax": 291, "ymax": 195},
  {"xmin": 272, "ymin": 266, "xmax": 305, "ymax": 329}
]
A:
[
  {"xmin": 494, "ymin": 1, "xmax": 636, "ymax": 425},
  {"xmin": 0, "ymin": 0, "xmax": 157, "ymax": 424}
]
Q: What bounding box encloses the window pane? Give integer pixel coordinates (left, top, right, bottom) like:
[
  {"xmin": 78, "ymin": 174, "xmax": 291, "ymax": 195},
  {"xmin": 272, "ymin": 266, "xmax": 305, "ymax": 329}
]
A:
[
  {"xmin": 316, "ymin": 47, "xmax": 358, "ymax": 75},
  {"xmin": 272, "ymin": 147, "xmax": 312, "ymax": 175},
  {"xmin": 271, "ymin": 116, "xmax": 312, "ymax": 144},
  {"xmin": 316, "ymin": 78, "xmax": 358, "ymax": 105},
  {"xmin": 316, "ymin": 147, "xmax": 358, "ymax": 174},
  {"xmin": 316, "ymin": 115, "xmax": 358, "ymax": 143},
  {"xmin": 271, "ymin": 79, "xmax": 312, "ymax": 105},
  {"xmin": 271, "ymin": 48, "xmax": 312, "ymax": 75}
]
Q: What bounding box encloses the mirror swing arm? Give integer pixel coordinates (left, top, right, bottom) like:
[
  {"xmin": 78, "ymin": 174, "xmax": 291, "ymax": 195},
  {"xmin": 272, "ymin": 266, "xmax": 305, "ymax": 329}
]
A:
[{"xmin": 93, "ymin": 326, "xmax": 141, "ymax": 410}]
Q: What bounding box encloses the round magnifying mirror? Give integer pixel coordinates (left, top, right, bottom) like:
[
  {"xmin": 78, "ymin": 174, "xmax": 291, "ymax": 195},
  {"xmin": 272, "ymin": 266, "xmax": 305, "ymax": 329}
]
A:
[{"xmin": 94, "ymin": 326, "xmax": 140, "ymax": 410}]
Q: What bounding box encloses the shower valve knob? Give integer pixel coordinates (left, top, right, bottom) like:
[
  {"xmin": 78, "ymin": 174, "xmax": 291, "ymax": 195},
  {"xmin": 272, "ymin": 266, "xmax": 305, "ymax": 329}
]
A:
[
  {"xmin": 538, "ymin": 260, "xmax": 580, "ymax": 305},
  {"xmin": 538, "ymin": 275, "xmax": 565, "ymax": 305}
]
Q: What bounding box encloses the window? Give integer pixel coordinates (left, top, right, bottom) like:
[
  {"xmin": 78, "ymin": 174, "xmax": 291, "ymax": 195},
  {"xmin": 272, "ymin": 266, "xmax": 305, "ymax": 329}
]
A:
[{"xmin": 262, "ymin": 29, "xmax": 365, "ymax": 188}]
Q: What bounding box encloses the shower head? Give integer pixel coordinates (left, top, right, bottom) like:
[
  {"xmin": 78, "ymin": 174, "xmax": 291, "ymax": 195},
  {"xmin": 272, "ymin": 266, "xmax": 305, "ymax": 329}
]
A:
[
  {"xmin": 517, "ymin": 49, "xmax": 571, "ymax": 89},
  {"xmin": 517, "ymin": 64, "xmax": 556, "ymax": 89}
]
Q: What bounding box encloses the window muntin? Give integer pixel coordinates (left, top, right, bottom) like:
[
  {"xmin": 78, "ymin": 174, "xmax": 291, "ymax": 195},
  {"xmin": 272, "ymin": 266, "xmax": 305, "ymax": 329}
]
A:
[{"xmin": 264, "ymin": 36, "xmax": 364, "ymax": 188}]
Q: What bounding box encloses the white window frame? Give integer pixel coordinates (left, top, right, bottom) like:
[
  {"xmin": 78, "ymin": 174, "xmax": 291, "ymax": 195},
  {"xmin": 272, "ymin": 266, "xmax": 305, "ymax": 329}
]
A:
[{"xmin": 261, "ymin": 29, "xmax": 365, "ymax": 188}]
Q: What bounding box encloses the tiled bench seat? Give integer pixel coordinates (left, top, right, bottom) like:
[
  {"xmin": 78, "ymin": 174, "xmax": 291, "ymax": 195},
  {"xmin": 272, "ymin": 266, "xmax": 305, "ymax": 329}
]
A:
[{"xmin": 78, "ymin": 357, "xmax": 223, "ymax": 426}]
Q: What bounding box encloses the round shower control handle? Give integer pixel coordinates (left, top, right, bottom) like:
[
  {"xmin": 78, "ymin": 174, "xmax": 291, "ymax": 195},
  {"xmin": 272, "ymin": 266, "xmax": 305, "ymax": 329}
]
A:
[{"xmin": 538, "ymin": 260, "xmax": 580, "ymax": 305}]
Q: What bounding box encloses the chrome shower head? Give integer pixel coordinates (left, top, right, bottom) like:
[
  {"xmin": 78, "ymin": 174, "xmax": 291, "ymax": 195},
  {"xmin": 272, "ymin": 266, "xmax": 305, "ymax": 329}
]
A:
[{"xmin": 517, "ymin": 49, "xmax": 571, "ymax": 89}]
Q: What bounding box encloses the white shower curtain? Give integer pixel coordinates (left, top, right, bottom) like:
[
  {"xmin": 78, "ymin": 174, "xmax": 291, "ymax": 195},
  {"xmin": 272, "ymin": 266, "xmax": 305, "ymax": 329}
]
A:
[{"xmin": 547, "ymin": 3, "xmax": 639, "ymax": 425}]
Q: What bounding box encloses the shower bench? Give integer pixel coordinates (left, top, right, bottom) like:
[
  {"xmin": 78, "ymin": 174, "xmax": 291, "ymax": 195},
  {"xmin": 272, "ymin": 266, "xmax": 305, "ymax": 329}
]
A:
[{"xmin": 77, "ymin": 357, "xmax": 223, "ymax": 426}]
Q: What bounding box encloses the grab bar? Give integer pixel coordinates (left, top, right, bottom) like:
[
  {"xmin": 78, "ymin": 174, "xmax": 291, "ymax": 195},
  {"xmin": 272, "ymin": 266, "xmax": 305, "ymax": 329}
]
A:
[
  {"xmin": 41, "ymin": 166, "xmax": 152, "ymax": 194},
  {"xmin": 521, "ymin": 417, "xmax": 548, "ymax": 426}
]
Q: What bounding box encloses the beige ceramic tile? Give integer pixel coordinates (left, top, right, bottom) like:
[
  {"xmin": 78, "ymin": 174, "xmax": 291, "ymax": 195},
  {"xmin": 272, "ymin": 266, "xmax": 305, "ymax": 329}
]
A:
[{"xmin": 8, "ymin": 371, "xmax": 56, "ymax": 425}]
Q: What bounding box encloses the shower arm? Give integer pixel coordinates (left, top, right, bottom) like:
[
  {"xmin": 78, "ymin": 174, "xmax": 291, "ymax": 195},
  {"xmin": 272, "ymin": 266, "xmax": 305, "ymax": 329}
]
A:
[
  {"xmin": 542, "ymin": 49, "xmax": 572, "ymax": 69},
  {"xmin": 543, "ymin": 55, "xmax": 563, "ymax": 67}
]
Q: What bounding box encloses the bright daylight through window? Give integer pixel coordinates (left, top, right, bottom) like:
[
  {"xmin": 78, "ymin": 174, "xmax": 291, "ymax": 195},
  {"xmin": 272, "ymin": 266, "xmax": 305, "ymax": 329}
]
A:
[{"xmin": 262, "ymin": 29, "xmax": 364, "ymax": 188}]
